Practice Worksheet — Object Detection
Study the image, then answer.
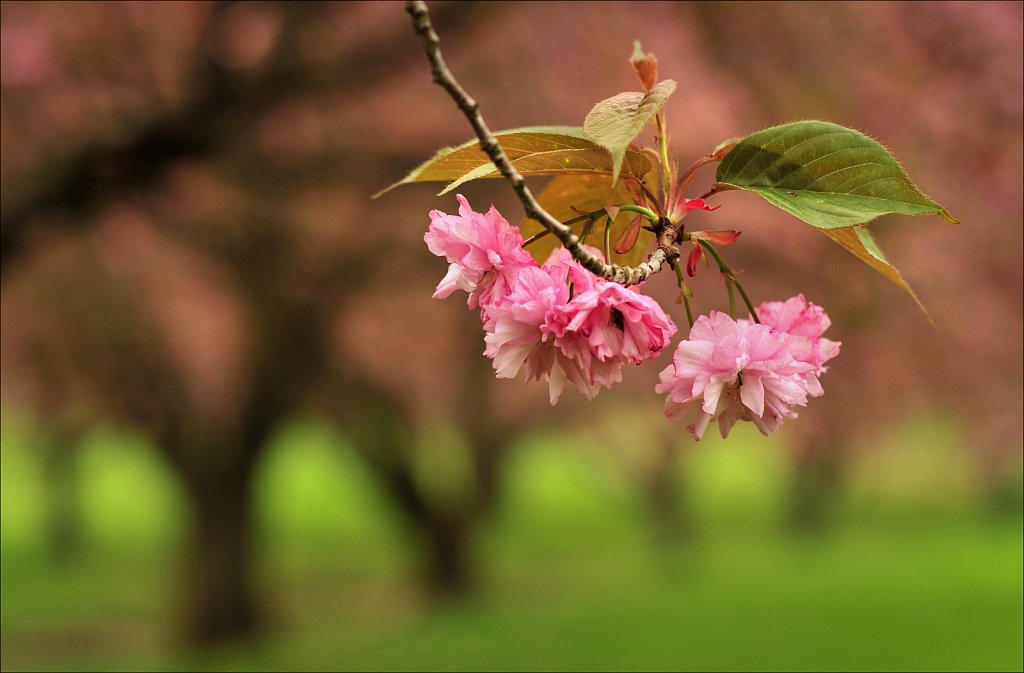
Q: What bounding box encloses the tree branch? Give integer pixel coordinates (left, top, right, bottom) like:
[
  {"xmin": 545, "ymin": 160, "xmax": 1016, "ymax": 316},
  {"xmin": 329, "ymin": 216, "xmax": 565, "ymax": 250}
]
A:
[{"xmin": 405, "ymin": 0, "xmax": 679, "ymax": 287}]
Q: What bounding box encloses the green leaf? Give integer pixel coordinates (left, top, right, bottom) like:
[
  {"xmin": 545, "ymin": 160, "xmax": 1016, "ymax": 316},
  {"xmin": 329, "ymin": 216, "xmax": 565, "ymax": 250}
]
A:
[
  {"xmin": 822, "ymin": 226, "xmax": 934, "ymax": 324},
  {"xmin": 374, "ymin": 127, "xmax": 651, "ymax": 198},
  {"xmin": 582, "ymin": 79, "xmax": 677, "ymax": 184},
  {"xmin": 521, "ymin": 175, "xmax": 654, "ymax": 267},
  {"xmin": 715, "ymin": 121, "xmax": 959, "ymax": 229}
]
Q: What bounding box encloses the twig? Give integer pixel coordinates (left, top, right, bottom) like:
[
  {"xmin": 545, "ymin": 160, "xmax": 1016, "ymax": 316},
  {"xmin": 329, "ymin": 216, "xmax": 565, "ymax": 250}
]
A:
[
  {"xmin": 696, "ymin": 239, "xmax": 760, "ymax": 323},
  {"xmin": 674, "ymin": 154, "xmax": 718, "ymax": 199},
  {"xmin": 405, "ymin": 0, "xmax": 679, "ymax": 286}
]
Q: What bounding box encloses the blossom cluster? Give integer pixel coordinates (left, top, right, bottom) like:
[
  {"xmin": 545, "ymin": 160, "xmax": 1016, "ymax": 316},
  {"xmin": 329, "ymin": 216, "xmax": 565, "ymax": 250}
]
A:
[
  {"xmin": 425, "ymin": 195, "xmax": 677, "ymax": 404},
  {"xmin": 655, "ymin": 296, "xmax": 840, "ymax": 441},
  {"xmin": 424, "ymin": 196, "xmax": 838, "ymax": 439}
]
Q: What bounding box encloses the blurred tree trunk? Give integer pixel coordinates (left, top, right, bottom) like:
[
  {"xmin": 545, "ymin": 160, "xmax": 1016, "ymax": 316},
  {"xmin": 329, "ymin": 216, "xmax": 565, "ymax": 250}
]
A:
[
  {"xmin": 41, "ymin": 427, "xmax": 82, "ymax": 564},
  {"xmin": 182, "ymin": 455, "xmax": 260, "ymax": 645},
  {"xmin": 331, "ymin": 348, "xmax": 513, "ymax": 598},
  {"xmin": 786, "ymin": 436, "xmax": 844, "ymax": 533},
  {"xmin": 645, "ymin": 438, "xmax": 695, "ymax": 546},
  {"xmin": 157, "ymin": 215, "xmax": 335, "ymax": 644},
  {"xmin": 384, "ymin": 462, "xmax": 476, "ymax": 595},
  {"xmin": 974, "ymin": 417, "xmax": 1024, "ymax": 518},
  {"xmin": 421, "ymin": 512, "xmax": 472, "ymax": 594},
  {"xmin": 336, "ymin": 389, "xmax": 479, "ymax": 596}
]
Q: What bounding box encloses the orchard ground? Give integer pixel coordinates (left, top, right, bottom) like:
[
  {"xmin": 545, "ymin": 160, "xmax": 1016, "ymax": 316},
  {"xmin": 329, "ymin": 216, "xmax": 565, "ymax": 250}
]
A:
[{"xmin": 1, "ymin": 411, "xmax": 1021, "ymax": 672}]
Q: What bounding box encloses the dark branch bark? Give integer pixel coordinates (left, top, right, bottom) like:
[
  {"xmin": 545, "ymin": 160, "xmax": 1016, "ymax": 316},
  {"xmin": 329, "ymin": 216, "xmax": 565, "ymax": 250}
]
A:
[{"xmin": 404, "ymin": 0, "xmax": 681, "ymax": 287}]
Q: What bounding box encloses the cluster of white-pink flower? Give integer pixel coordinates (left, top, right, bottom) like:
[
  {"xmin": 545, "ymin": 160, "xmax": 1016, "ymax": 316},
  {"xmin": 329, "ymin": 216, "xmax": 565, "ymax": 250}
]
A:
[{"xmin": 425, "ymin": 196, "xmax": 839, "ymax": 440}]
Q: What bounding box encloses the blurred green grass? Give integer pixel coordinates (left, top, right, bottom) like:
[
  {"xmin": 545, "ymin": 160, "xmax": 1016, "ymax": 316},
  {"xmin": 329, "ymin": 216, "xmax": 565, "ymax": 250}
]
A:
[{"xmin": 1, "ymin": 414, "xmax": 1021, "ymax": 671}]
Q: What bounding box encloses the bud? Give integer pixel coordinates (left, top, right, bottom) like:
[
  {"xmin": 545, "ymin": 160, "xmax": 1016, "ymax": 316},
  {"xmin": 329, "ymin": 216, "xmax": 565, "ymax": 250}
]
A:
[
  {"xmin": 629, "ymin": 40, "xmax": 658, "ymax": 92},
  {"xmin": 686, "ymin": 243, "xmax": 705, "ymax": 277},
  {"xmin": 613, "ymin": 214, "xmax": 644, "ymax": 255}
]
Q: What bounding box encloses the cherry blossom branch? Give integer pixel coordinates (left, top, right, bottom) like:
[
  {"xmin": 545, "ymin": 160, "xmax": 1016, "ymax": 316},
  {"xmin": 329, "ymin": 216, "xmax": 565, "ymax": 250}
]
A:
[
  {"xmin": 405, "ymin": 0, "xmax": 680, "ymax": 286},
  {"xmin": 696, "ymin": 239, "xmax": 760, "ymax": 323}
]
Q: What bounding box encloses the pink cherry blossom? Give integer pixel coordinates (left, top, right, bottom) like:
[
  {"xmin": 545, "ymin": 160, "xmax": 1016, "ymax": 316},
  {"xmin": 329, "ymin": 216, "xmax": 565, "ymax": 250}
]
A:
[
  {"xmin": 542, "ymin": 245, "xmax": 603, "ymax": 294},
  {"xmin": 482, "ymin": 248, "xmax": 675, "ymax": 405},
  {"xmin": 483, "ymin": 264, "xmax": 600, "ymax": 404},
  {"xmin": 423, "ymin": 194, "xmax": 535, "ymax": 317},
  {"xmin": 744, "ymin": 294, "xmax": 840, "ymax": 397},
  {"xmin": 656, "ymin": 311, "xmax": 817, "ymax": 440},
  {"xmin": 560, "ymin": 279, "xmax": 677, "ymax": 365},
  {"xmin": 543, "ymin": 246, "xmax": 676, "ymax": 365}
]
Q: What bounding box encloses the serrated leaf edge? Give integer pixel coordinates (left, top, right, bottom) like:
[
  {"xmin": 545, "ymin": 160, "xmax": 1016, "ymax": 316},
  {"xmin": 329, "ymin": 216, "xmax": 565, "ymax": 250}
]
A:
[{"xmin": 716, "ymin": 119, "xmax": 960, "ymax": 226}]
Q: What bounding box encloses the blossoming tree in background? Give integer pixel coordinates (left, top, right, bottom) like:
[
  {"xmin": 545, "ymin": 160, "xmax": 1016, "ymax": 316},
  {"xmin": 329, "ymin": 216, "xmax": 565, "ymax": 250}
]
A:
[{"xmin": 382, "ymin": 0, "xmax": 957, "ymax": 442}]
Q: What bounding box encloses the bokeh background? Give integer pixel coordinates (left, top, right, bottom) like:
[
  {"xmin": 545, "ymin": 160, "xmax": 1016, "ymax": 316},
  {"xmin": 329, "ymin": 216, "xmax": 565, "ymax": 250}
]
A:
[{"xmin": 1, "ymin": 1, "xmax": 1022, "ymax": 670}]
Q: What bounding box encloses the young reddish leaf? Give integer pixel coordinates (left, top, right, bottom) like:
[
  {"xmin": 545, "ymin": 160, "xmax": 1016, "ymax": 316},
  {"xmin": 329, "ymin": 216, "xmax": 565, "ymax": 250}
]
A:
[
  {"xmin": 613, "ymin": 214, "xmax": 644, "ymax": 255},
  {"xmin": 374, "ymin": 127, "xmax": 652, "ymax": 198},
  {"xmin": 680, "ymin": 197, "xmax": 718, "ymax": 212},
  {"xmin": 668, "ymin": 195, "xmax": 720, "ymax": 221},
  {"xmin": 520, "ymin": 175, "xmax": 655, "ymax": 266},
  {"xmin": 603, "ymin": 205, "xmax": 621, "ymax": 223},
  {"xmin": 629, "ymin": 40, "xmax": 658, "ymax": 91},
  {"xmin": 686, "ymin": 244, "xmax": 704, "ymax": 277},
  {"xmin": 689, "ymin": 229, "xmax": 742, "ymax": 246},
  {"xmin": 583, "ymin": 80, "xmax": 677, "ymax": 184}
]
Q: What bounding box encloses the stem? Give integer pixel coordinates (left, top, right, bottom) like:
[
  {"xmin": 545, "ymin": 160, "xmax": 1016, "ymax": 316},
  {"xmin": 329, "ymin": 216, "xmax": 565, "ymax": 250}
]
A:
[
  {"xmin": 405, "ymin": 0, "xmax": 677, "ymax": 286},
  {"xmin": 696, "ymin": 239, "xmax": 728, "ymax": 272},
  {"xmin": 697, "ymin": 239, "xmax": 760, "ymax": 323},
  {"xmin": 655, "ymin": 114, "xmax": 672, "ymax": 202},
  {"xmin": 641, "ymin": 147, "xmax": 661, "ymax": 171},
  {"xmin": 523, "ymin": 213, "xmax": 592, "ymax": 247},
  {"xmin": 616, "ymin": 204, "xmax": 659, "ymax": 222},
  {"xmin": 698, "ymin": 185, "xmax": 719, "ymax": 201},
  {"xmin": 734, "ymin": 281, "xmax": 760, "ymax": 323},
  {"xmin": 675, "ymin": 155, "xmax": 719, "ymax": 199},
  {"xmin": 603, "ymin": 215, "xmax": 612, "ymax": 262},
  {"xmin": 564, "ymin": 213, "xmax": 594, "ymax": 226},
  {"xmin": 625, "ymin": 176, "xmax": 661, "ymax": 210},
  {"xmin": 673, "ymin": 255, "xmax": 686, "ymax": 285},
  {"xmin": 522, "ymin": 229, "xmax": 551, "ymax": 247},
  {"xmin": 672, "ymin": 258, "xmax": 694, "ymax": 328},
  {"xmin": 579, "ymin": 217, "xmax": 598, "ymax": 247},
  {"xmin": 726, "ymin": 278, "xmax": 736, "ymax": 318}
]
